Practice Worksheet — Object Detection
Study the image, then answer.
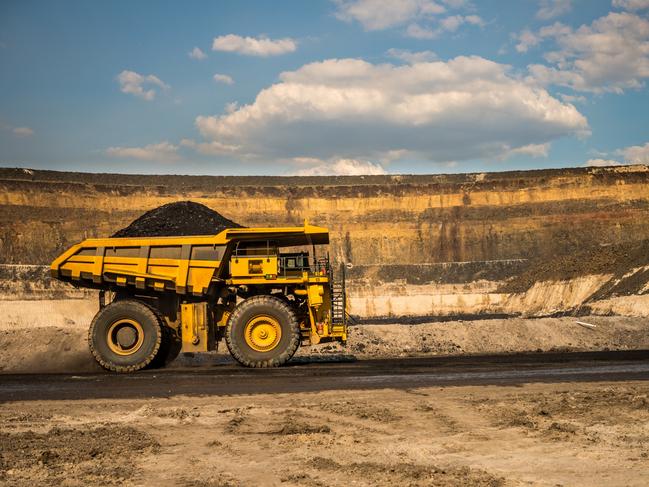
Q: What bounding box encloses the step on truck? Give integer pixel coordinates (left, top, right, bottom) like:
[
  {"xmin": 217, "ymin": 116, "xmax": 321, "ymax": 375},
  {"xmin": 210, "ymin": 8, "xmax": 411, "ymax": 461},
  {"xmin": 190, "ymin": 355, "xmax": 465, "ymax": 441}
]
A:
[{"xmin": 50, "ymin": 222, "xmax": 348, "ymax": 372}]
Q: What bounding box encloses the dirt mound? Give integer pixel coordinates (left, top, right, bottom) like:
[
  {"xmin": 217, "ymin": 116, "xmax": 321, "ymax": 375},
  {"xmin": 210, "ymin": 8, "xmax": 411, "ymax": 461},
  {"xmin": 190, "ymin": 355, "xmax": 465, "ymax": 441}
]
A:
[
  {"xmin": 308, "ymin": 458, "xmax": 504, "ymax": 486},
  {"xmin": 0, "ymin": 426, "xmax": 158, "ymax": 486},
  {"xmin": 501, "ymin": 239, "xmax": 649, "ymax": 293},
  {"xmin": 112, "ymin": 201, "xmax": 242, "ymax": 238}
]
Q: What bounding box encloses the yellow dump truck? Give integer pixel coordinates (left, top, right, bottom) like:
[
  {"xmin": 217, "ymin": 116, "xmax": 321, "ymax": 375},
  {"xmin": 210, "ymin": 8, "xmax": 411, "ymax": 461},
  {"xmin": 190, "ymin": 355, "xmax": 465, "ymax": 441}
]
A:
[{"xmin": 50, "ymin": 222, "xmax": 348, "ymax": 372}]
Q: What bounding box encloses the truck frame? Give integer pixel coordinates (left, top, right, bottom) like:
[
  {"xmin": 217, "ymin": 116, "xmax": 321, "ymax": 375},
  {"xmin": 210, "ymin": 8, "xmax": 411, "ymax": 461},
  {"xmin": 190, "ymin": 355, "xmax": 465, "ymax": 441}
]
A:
[{"xmin": 50, "ymin": 222, "xmax": 348, "ymax": 371}]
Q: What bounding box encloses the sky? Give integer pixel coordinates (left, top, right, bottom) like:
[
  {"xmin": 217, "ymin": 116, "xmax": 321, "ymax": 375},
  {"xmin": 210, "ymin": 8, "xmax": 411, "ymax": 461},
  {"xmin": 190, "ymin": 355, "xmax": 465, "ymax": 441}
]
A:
[{"xmin": 1, "ymin": 0, "xmax": 649, "ymax": 176}]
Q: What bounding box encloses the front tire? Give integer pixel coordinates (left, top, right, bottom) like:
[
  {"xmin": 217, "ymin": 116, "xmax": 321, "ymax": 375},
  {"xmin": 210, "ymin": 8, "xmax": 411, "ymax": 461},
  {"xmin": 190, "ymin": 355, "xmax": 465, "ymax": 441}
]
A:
[
  {"xmin": 88, "ymin": 300, "xmax": 162, "ymax": 373},
  {"xmin": 226, "ymin": 295, "xmax": 300, "ymax": 367}
]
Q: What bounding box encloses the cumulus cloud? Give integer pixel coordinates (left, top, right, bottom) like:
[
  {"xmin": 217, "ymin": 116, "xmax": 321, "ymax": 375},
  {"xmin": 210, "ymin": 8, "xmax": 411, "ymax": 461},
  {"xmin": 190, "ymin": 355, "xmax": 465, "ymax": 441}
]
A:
[
  {"xmin": 294, "ymin": 158, "xmax": 387, "ymax": 176},
  {"xmin": 536, "ymin": 0, "xmax": 572, "ymax": 20},
  {"xmin": 502, "ymin": 143, "xmax": 551, "ymax": 159},
  {"xmin": 179, "ymin": 138, "xmax": 240, "ymax": 155},
  {"xmin": 333, "ymin": 0, "xmax": 446, "ymax": 30},
  {"xmin": 441, "ymin": 14, "xmax": 484, "ymax": 30},
  {"xmin": 619, "ymin": 141, "xmax": 649, "ymax": 163},
  {"xmin": 559, "ymin": 93, "xmax": 586, "ymax": 103},
  {"xmin": 212, "ymin": 34, "xmax": 296, "ymax": 56},
  {"xmin": 405, "ymin": 23, "xmax": 438, "ymax": 39},
  {"xmin": 527, "ymin": 12, "xmax": 649, "ymax": 93},
  {"xmin": 333, "ymin": 0, "xmax": 481, "ymax": 39},
  {"xmin": 188, "ymin": 47, "xmax": 207, "ymax": 60},
  {"xmin": 106, "ymin": 141, "xmax": 180, "ymax": 161},
  {"xmin": 117, "ymin": 70, "xmax": 169, "ymax": 101},
  {"xmin": 584, "ymin": 140, "xmax": 649, "ymax": 166},
  {"xmin": 192, "ymin": 56, "xmax": 588, "ymax": 167},
  {"xmin": 612, "ymin": 0, "xmax": 649, "ymax": 10},
  {"xmin": 515, "ymin": 29, "xmax": 541, "ymax": 53},
  {"xmin": 585, "ymin": 158, "xmax": 623, "ymax": 167},
  {"xmin": 405, "ymin": 14, "xmax": 484, "ymax": 38},
  {"xmin": 12, "ymin": 127, "xmax": 34, "ymax": 137},
  {"xmin": 213, "ymin": 73, "xmax": 234, "ymax": 85},
  {"xmin": 386, "ymin": 48, "xmax": 437, "ymax": 63}
]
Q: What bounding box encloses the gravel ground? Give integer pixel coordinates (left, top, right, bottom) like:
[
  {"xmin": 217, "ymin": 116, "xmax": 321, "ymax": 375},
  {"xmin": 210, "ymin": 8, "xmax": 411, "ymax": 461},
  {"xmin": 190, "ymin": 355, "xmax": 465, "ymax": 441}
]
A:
[{"xmin": 1, "ymin": 381, "xmax": 648, "ymax": 486}]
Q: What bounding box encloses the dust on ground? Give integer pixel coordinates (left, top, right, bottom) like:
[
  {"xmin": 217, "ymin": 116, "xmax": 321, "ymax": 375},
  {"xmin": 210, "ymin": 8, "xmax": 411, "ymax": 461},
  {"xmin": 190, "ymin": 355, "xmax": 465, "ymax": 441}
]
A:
[{"xmin": 1, "ymin": 381, "xmax": 648, "ymax": 486}]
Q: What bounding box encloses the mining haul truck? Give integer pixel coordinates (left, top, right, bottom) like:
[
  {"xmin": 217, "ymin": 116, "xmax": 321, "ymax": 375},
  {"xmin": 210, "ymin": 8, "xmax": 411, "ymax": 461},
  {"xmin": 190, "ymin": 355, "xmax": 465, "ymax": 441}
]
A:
[{"xmin": 50, "ymin": 222, "xmax": 348, "ymax": 372}]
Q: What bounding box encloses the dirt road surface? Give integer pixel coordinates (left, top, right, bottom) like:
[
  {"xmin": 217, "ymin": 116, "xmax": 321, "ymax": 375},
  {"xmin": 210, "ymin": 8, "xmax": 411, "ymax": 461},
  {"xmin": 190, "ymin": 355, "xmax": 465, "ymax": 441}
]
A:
[{"xmin": 2, "ymin": 353, "xmax": 649, "ymax": 486}]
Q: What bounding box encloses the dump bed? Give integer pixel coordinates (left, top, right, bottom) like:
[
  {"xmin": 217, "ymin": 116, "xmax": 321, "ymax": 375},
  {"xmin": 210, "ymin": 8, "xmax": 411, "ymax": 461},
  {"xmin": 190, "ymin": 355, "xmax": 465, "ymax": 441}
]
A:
[{"xmin": 50, "ymin": 223, "xmax": 330, "ymax": 296}]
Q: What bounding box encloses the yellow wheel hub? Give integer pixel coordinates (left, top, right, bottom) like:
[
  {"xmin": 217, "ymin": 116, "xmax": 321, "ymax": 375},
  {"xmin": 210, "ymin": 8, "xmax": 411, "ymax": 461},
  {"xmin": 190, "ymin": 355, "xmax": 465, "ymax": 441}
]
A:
[
  {"xmin": 106, "ymin": 319, "xmax": 145, "ymax": 356},
  {"xmin": 244, "ymin": 315, "xmax": 282, "ymax": 352}
]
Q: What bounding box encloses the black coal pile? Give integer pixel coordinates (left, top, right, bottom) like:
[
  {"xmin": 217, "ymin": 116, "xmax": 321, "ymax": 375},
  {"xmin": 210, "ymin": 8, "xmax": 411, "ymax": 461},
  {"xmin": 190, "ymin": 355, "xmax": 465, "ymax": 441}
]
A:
[{"xmin": 112, "ymin": 201, "xmax": 242, "ymax": 237}]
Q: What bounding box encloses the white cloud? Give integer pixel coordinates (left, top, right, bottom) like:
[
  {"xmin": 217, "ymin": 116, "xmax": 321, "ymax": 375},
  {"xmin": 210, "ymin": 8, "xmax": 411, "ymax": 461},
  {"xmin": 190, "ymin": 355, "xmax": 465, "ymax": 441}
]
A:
[
  {"xmin": 12, "ymin": 127, "xmax": 34, "ymax": 137},
  {"xmin": 405, "ymin": 23, "xmax": 438, "ymax": 39},
  {"xmin": 585, "ymin": 158, "xmax": 623, "ymax": 167},
  {"xmin": 502, "ymin": 143, "xmax": 550, "ymax": 159},
  {"xmin": 527, "ymin": 12, "xmax": 649, "ymax": 93},
  {"xmin": 619, "ymin": 141, "xmax": 649, "ymax": 163},
  {"xmin": 117, "ymin": 70, "xmax": 169, "ymax": 101},
  {"xmin": 294, "ymin": 158, "xmax": 387, "ymax": 176},
  {"xmin": 188, "ymin": 47, "xmax": 207, "ymax": 60},
  {"xmin": 536, "ymin": 0, "xmax": 572, "ymax": 20},
  {"xmin": 179, "ymin": 138, "xmax": 240, "ymax": 155},
  {"xmin": 212, "ymin": 34, "xmax": 296, "ymax": 56},
  {"xmin": 333, "ymin": 0, "xmax": 481, "ymax": 39},
  {"xmin": 441, "ymin": 0, "xmax": 470, "ymax": 7},
  {"xmin": 106, "ymin": 141, "xmax": 179, "ymax": 161},
  {"xmin": 442, "ymin": 14, "xmax": 484, "ymax": 30},
  {"xmin": 515, "ymin": 29, "xmax": 541, "ymax": 53},
  {"xmin": 213, "ymin": 73, "xmax": 234, "ymax": 85},
  {"xmin": 193, "ymin": 56, "xmax": 588, "ymax": 167},
  {"xmin": 406, "ymin": 14, "xmax": 483, "ymax": 38},
  {"xmin": 584, "ymin": 140, "xmax": 649, "ymax": 166},
  {"xmin": 612, "ymin": 0, "xmax": 649, "ymax": 10},
  {"xmin": 559, "ymin": 93, "xmax": 586, "ymax": 103},
  {"xmin": 333, "ymin": 0, "xmax": 446, "ymax": 30},
  {"xmin": 386, "ymin": 48, "xmax": 437, "ymax": 63}
]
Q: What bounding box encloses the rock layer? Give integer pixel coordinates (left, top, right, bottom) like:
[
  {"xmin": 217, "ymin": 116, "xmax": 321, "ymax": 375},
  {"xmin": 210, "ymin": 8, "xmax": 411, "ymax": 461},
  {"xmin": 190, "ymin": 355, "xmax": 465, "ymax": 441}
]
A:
[{"xmin": 2, "ymin": 165, "xmax": 649, "ymax": 318}]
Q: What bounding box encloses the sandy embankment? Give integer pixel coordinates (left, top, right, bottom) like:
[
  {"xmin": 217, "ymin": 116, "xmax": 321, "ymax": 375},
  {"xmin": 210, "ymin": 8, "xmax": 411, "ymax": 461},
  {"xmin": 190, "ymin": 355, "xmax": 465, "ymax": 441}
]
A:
[{"xmin": 2, "ymin": 298, "xmax": 649, "ymax": 374}]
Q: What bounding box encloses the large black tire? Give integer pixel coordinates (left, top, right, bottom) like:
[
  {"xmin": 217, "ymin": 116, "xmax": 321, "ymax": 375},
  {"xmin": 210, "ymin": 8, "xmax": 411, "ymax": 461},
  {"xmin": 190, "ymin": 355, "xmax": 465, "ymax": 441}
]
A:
[
  {"xmin": 150, "ymin": 325, "xmax": 182, "ymax": 368},
  {"xmin": 226, "ymin": 295, "xmax": 300, "ymax": 368},
  {"xmin": 89, "ymin": 300, "xmax": 162, "ymax": 373}
]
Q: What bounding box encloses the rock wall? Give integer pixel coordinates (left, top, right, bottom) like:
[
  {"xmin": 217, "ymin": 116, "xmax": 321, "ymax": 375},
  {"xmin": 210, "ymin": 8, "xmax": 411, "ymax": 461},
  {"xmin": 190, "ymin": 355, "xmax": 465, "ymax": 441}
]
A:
[{"xmin": 2, "ymin": 165, "xmax": 649, "ymax": 318}]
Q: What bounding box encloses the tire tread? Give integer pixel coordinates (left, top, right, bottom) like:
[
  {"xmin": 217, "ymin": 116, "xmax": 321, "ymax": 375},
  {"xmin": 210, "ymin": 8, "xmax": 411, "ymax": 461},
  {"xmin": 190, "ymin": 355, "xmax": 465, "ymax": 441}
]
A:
[
  {"xmin": 225, "ymin": 295, "xmax": 300, "ymax": 368},
  {"xmin": 88, "ymin": 299, "xmax": 162, "ymax": 373}
]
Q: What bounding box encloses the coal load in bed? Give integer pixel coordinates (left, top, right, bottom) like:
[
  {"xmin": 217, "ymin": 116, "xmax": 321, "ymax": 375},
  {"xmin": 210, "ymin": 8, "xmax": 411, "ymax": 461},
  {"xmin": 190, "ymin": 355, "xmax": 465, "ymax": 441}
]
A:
[{"xmin": 112, "ymin": 201, "xmax": 242, "ymax": 238}]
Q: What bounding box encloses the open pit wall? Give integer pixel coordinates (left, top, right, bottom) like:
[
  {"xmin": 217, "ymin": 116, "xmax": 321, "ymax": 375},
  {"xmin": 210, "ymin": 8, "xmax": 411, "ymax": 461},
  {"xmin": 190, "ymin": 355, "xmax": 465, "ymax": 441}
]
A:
[{"xmin": 2, "ymin": 165, "xmax": 649, "ymax": 319}]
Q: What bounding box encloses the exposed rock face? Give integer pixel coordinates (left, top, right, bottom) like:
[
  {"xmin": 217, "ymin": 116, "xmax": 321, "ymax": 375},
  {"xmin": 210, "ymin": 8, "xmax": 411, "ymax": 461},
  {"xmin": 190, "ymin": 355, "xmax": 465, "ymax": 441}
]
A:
[{"xmin": 2, "ymin": 165, "xmax": 649, "ymax": 318}]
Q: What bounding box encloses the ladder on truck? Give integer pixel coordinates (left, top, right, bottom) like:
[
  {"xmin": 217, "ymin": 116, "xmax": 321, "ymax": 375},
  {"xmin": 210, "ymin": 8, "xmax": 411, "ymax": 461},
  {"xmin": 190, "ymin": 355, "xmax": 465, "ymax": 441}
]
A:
[{"xmin": 329, "ymin": 263, "xmax": 347, "ymax": 332}]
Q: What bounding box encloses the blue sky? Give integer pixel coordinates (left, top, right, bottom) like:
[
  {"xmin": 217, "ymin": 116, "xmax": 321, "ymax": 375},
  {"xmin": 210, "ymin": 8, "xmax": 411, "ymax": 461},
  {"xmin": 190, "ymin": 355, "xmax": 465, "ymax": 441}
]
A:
[{"xmin": 1, "ymin": 0, "xmax": 648, "ymax": 175}]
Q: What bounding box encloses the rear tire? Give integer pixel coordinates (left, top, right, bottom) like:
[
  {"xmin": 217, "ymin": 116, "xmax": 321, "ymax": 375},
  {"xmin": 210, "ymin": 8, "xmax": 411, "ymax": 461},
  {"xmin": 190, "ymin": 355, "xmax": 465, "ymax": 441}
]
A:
[
  {"xmin": 226, "ymin": 295, "xmax": 300, "ymax": 367},
  {"xmin": 89, "ymin": 300, "xmax": 162, "ymax": 373},
  {"xmin": 150, "ymin": 325, "xmax": 182, "ymax": 368}
]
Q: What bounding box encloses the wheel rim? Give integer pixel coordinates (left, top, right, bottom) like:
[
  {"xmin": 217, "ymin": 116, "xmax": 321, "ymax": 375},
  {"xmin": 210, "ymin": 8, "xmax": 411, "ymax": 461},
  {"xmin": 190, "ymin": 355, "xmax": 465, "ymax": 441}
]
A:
[
  {"xmin": 106, "ymin": 318, "xmax": 145, "ymax": 356},
  {"xmin": 244, "ymin": 315, "xmax": 282, "ymax": 352}
]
